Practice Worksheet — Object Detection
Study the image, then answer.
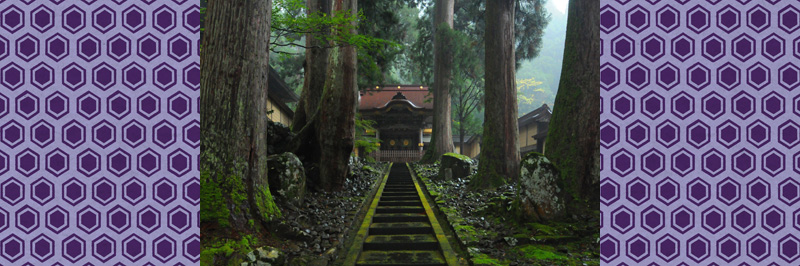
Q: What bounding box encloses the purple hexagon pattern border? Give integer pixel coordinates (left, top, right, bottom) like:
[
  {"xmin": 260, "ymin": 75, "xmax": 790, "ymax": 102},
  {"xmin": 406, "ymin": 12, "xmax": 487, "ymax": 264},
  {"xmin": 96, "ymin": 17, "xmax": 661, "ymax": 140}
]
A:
[
  {"xmin": 0, "ymin": 0, "xmax": 200, "ymax": 264},
  {"xmin": 602, "ymin": 0, "xmax": 800, "ymax": 265}
]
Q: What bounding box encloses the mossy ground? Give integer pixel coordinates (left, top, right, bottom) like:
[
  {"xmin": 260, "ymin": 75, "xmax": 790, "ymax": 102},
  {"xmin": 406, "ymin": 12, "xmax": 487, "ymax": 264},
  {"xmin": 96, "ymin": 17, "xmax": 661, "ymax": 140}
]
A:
[{"xmin": 413, "ymin": 163, "xmax": 599, "ymax": 266}]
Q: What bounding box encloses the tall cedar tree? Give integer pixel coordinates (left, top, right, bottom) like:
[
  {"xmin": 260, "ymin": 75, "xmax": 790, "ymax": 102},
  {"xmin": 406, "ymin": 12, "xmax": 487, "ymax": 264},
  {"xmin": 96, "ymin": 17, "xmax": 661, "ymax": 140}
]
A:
[
  {"xmin": 423, "ymin": 0, "xmax": 456, "ymax": 162},
  {"xmin": 545, "ymin": 0, "xmax": 601, "ymax": 209},
  {"xmin": 292, "ymin": 0, "xmax": 359, "ymax": 191},
  {"xmin": 200, "ymin": 0, "xmax": 277, "ymax": 229},
  {"xmin": 291, "ymin": 0, "xmax": 332, "ymax": 132},
  {"xmin": 474, "ymin": 0, "xmax": 519, "ymax": 187}
]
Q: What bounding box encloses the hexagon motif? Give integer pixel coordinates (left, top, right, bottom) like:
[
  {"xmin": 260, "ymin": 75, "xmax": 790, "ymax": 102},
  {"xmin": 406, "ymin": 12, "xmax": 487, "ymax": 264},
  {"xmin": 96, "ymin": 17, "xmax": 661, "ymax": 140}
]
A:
[
  {"xmin": 716, "ymin": 63, "xmax": 740, "ymax": 90},
  {"xmin": 671, "ymin": 205, "xmax": 694, "ymax": 233},
  {"xmin": 31, "ymin": 234, "xmax": 54, "ymax": 262},
  {"xmin": 152, "ymin": 121, "xmax": 177, "ymax": 149},
  {"xmin": 90, "ymin": 178, "xmax": 116, "ymax": 206},
  {"xmin": 732, "ymin": 91, "xmax": 756, "ymax": 120},
  {"xmin": 747, "ymin": 177, "xmax": 770, "ymax": 206},
  {"xmin": 0, "ymin": 36, "xmax": 7, "ymax": 62},
  {"xmin": 795, "ymin": 209, "xmax": 800, "ymax": 232},
  {"xmin": 122, "ymin": 120, "xmax": 146, "ymax": 147},
  {"xmin": 611, "ymin": 34, "xmax": 634, "ymax": 62},
  {"xmin": 779, "ymin": 235, "xmax": 800, "ymax": 263},
  {"xmin": 655, "ymin": 120, "xmax": 678, "ymax": 148},
  {"xmin": 92, "ymin": 5, "xmax": 116, "ymax": 33},
  {"xmin": 62, "ymin": 5, "xmax": 85, "ymax": 33},
  {"xmin": 31, "ymin": 63, "xmax": 55, "ymax": 90},
  {"xmin": 625, "ymin": 234, "xmax": 649, "ymax": 263},
  {"xmin": 167, "ymin": 92, "xmax": 191, "ymax": 119},
  {"xmin": 747, "ymin": 62, "xmax": 770, "ymax": 90},
  {"xmin": 45, "ymin": 149, "xmax": 68, "ymax": 176},
  {"xmin": 717, "ymin": 234, "xmax": 740, "ymax": 263},
  {"xmin": 624, "ymin": 121, "xmax": 648, "ymax": 148},
  {"xmin": 61, "ymin": 234, "xmax": 86, "ymax": 263},
  {"xmin": 45, "ymin": 34, "xmax": 68, "ymax": 61},
  {"xmin": 600, "ymin": 178, "xmax": 620, "ymax": 206},
  {"xmin": 716, "ymin": 5, "xmax": 740, "ymax": 33},
  {"xmin": 733, "ymin": 149, "xmax": 756, "ymax": 177},
  {"xmin": 77, "ymin": 149, "xmax": 101, "ymax": 176},
  {"xmin": 656, "ymin": 5, "xmax": 679, "ymax": 32},
  {"xmin": 182, "ymin": 120, "xmax": 200, "ymax": 148},
  {"xmin": 106, "ymin": 34, "xmax": 132, "ymax": 63},
  {"xmin": 747, "ymin": 234, "xmax": 770, "ymax": 262},
  {"xmin": 91, "ymin": 63, "xmax": 116, "ymax": 91},
  {"xmin": 762, "ymin": 34, "xmax": 785, "ymax": 62},
  {"xmin": 610, "ymin": 149, "xmax": 634, "ymax": 177},
  {"xmin": 671, "ymin": 149, "xmax": 694, "ymax": 177},
  {"xmin": 107, "ymin": 149, "xmax": 131, "ymax": 177},
  {"xmin": 183, "ymin": 62, "xmax": 200, "ymax": 90},
  {"xmin": 732, "ymin": 34, "xmax": 756, "ymax": 61},
  {"xmin": 779, "ymin": 6, "xmax": 800, "ymax": 33},
  {"xmin": 45, "ymin": 207, "xmax": 69, "ymax": 235},
  {"xmin": 795, "ymin": 94, "xmax": 800, "ymax": 117},
  {"xmin": 687, "ymin": 120, "xmax": 710, "ymax": 149},
  {"xmin": 625, "ymin": 5, "xmax": 649, "ymax": 33},
  {"xmin": 611, "ymin": 92, "xmax": 634, "ymax": 120},
  {"xmin": 1, "ymin": 178, "xmax": 24, "ymax": 205},
  {"xmin": 688, "ymin": 5, "xmax": 711, "ymax": 33},
  {"xmin": 168, "ymin": 34, "xmax": 192, "ymax": 62},
  {"xmin": 639, "ymin": 149, "xmax": 664, "ymax": 177},
  {"xmin": 77, "ymin": 34, "xmax": 101, "ymax": 62},
  {"xmin": 600, "ymin": 235, "xmax": 620, "ymax": 263},
  {"xmin": 14, "ymin": 91, "xmax": 39, "ymax": 120},
  {"xmin": 0, "ymin": 151, "xmax": 6, "ymax": 177},
  {"xmin": 701, "ymin": 34, "xmax": 725, "ymax": 62},
  {"xmin": 77, "ymin": 92, "xmax": 101, "ymax": 120},
  {"xmin": 30, "ymin": 178, "xmax": 54, "ymax": 205},
  {"xmin": 637, "ymin": 204, "xmax": 663, "ymax": 233},
  {"xmin": 77, "ymin": 206, "xmax": 101, "ymax": 234},
  {"xmin": 779, "ymin": 63, "xmax": 800, "ymax": 90},
  {"xmin": 62, "ymin": 63, "xmax": 86, "ymax": 90},
  {"xmin": 625, "ymin": 178, "xmax": 649, "ymax": 206},
  {"xmin": 717, "ymin": 177, "xmax": 741, "ymax": 206},
  {"xmin": 687, "ymin": 63, "xmax": 710, "ymax": 90},
  {"xmin": 15, "ymin": 205, "xmax": 39, "ymax": 234},
  {"xmin": 91, "ymin": 120, "xmax": 116, "ymax": 148},
  {"xmin": 1, "ymin": 63, "xmax": 24, "ymax": 90},
  {"xmin": 15, "ymin": 34, "xmax": 40, "ymax": 62},
  {"xmin": 1, "ymin": 121, "xmax": 25, "ymax": 148},
  {"xmin": 153, "ymin": 178, "xmax": 177, "ymax": 206},
  {"xmin": 0, "ymin": 234, "xmax": 24, "ymax": 262},
  {"xmin": 45, "ymin": 92, "xmax": 68, "ymax": 119},
  {"xmin": 641, "ymin": 34, "xmax": 665, "ymax": 61},
  {"xmin": 137, "ymin": 92, "xmax": 161, "ymax": 119},
  {"xmin": 106, "ymin": 91, "xmax": 130, "ymax": 120},
  {"xmin": 687, "ymin": 178, "xmax": 711, "ymax": 206},
  {"xmin": 702, "ymin": 149, "xmax": 725, "ymax": 177},
  {"xmin": 600, "ymin": 63, "xmax": 619, "ymax": 90},
  {"xmin": 657, "ymin": 63, "xmax": 680, "ymax": 90},
  {"xmin": 183, "ymin": 177, "xmax": 200, "ymax": 206},
  {"xmin": 761, "ymin": 206, "xmax": 785, "ymax": 234},
  {"xmin": 671, "ymin": 34, "xmax": 694, "ymax": 62},
  {"xmin": 0, "ymin": 94, "xmax": 7, "ymax": 118},
  {"xmin": 744, "ymin": 4, "xmax": 769, "ymax": 33},
  {"xmin": 600, "ymin": 6, "xmax": 620, "ymax": 33},
  {"xmin": 153, "ymin": 234, "xmax": 177, "ymax": 263},
  {"xmin": 122, "ymin": 234, "xmax": 146, "ymax": 262},
  {"xmin": 762, "ymin": 149, "xmax": 785, "ymax": 177},
  {"xmin": 153, "ymin": 5, "xmax": 177, "ymax": 34},
  {"xmin": 15, "ymin": 149, "xmax": 39, "ymax": 177},
  {"xmin": 122, "ymin": 62, "xmax": 146, "ymax": 90},
  {"xmin": 31, "ymin": 5, "xmax": 55, "ymax": 32},
  {"xmin": 153, "ymin": 63, "xmax": 177, "ymax": 90},
  {"xmin": 611, "ymin": 206, "xmax": 634, "ymax": 234},
  {"xmin": 699, "ymin": 92, "xmax": 725, "ymax": 121},
  {"xmin": 107, "ymin": 205, "xmax": 131, "ymax": 234},
  {"xmin": 701, "ymin": 206, "xmax": 725, "ymax": 234},
  {"xmin": 168, "ymin": 149, "xmax": 192, "ymax": 176},
  {"xmin": 715, "ymin": 120, "xmax": 740, "ymax": 148},
  {"xmin": 641, "ymin": 92, "xmax": 664, "ymax": 120},
  {"xmin": 62, "ymin": 178, "xmax": 86, "ymax": 207},
  {"xmin": 92, "ymin": 234, "xmax": 116, "ymax": 262},
  {"xmin": 656, "ymin": 234, "xmax": 679, "ymax": 262},
  {"xmin": 137, "ymin": 206, "xmax": 161, "ymax": 234},
  {"xmin": 624, "ymin": 63, "xmax": 649, "ymax": 90},
  {"xmin": 136, "ymin": 34, "xmax": 161, "ymax": 62},
  {"xmin": 183, "ymin": 234, "xmax": 201, "ymax": 262},
  {"xmin": 776, "ymin": 121, "xmax": 800, "ymax": 150},
  {"xmin": 122, "ymin": 176, "xmax": 148, "ymax": 206},
  {"xmin": 779, "ymin": 178, "xmax": 800, "ymax": 205},
  {"xmin": 168, "ymin": 206, "xmax": 191, "ymax": 234},
  {"xmin": 687, "ymin": 234, "xmax": 710, "ymax": 263},
  {"xmin": 122, "ymin": 5, "xmax": 146, "ymax": 32},
  {"xmin": 137, "ymin": 149, "xmax": 161, "ymax": 177}
]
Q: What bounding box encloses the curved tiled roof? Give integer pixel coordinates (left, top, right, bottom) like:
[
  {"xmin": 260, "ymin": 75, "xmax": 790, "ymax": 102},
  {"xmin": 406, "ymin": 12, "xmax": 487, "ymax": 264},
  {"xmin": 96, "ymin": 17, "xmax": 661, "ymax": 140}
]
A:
[{"xmin": 359, "ymin": 85, "xmax": 433, "ymax": 111}]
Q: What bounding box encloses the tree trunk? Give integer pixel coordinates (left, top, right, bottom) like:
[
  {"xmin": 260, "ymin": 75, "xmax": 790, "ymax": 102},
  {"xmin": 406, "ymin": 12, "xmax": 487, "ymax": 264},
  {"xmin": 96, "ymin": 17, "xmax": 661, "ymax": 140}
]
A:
[
  {"xmin": 200, "ymin": 0, "xmax": 278, "ymax": 230},
  {"xmin": 474, "ymin": 0, "xmax": 519, "ymax": 188},
  {"xmin": 315, "ymin": 0, "xmax": 358, "ymax": 191},
  {"xmin": 423, "ymin": 0, "xmax": 455, "ymax": 162},
  {"xmin": 291, "ymin": 0, "xmax": 332, "ymax": 132},
  {"xmin": 545, "ymin": 0, "xmax": 600, "ymax": 209}
]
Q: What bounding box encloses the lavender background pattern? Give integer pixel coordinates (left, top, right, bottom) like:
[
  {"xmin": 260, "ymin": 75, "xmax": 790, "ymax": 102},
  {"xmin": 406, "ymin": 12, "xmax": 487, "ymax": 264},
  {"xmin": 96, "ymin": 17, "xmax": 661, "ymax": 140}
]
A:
[
  {"xmin": 0, "ymin": 0, "xmax": 200, "ymax": 264},
  {"xmin": 601, "ymin": 0, "xmax": 800, "ymax": 265}
]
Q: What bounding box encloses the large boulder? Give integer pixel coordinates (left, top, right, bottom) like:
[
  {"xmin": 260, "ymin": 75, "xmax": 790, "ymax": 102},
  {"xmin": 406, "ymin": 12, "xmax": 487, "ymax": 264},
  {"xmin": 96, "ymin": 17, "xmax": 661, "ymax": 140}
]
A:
[
  {"xmin": 519, "ymin": 152, "xmax": 564, "ymax": 222},
  {"xmin": 438, "ymin": 153, "xmax": 473, "ymax": 180},
  {"xmin": 267, "ymin": 152, "xmax": 306, "ymax": 207},
  {"xmin": 243, "ymin": 246, "xmax": 286, "ymax": 266}
]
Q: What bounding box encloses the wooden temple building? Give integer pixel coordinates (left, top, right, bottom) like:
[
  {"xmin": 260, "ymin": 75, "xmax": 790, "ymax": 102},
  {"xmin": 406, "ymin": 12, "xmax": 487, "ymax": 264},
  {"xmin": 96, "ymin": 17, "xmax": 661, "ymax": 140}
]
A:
[{"xmin": 358, "ymin": 85, "xmax": 433, "ymax": 162}]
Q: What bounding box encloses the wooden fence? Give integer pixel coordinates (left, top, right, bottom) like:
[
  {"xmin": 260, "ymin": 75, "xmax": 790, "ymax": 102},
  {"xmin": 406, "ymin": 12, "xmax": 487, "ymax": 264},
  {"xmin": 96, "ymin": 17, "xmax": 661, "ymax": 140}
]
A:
[{"xmin": 368, "ymin": 150, "xmax": 424, "ymax": 162}]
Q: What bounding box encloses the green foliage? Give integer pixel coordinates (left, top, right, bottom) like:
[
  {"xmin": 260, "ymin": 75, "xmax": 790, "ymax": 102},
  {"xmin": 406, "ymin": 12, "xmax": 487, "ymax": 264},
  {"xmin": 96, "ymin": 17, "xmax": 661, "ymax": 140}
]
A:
[
  {"xmin": 515, "ymin": 2, "xmax": 567, "ymax": 113},
  {"xmin": 354, "ymin": 113, "xmax": 381, "ymax": 154},
  {"xmin": 200, "ymin": 170, "xmax": 233, "ymax": 228},
  {"xmin": 200, "ymin": 235, "xmax": 258, "ymax": 266}
]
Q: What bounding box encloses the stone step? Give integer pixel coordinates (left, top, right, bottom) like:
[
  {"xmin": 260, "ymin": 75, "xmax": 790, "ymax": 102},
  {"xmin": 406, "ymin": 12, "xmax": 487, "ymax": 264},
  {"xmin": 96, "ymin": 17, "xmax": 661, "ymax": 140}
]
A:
[
  {"xmin": 369, "ymin": 222, "xmax": 433, "ymax": 235},
  {"xmin": 379, "ymin": 200, "xmax": 422, "ymax": 206},
  {"xmin": 372, "ymin": 213, "xmax": 428, "ymax": 223},
  {"xmin": 380, "ymin": 196, "xmax": 420, "ymax": 201},
  {"xmin": 356, "ymin": 250, "xmax": 446, "ymax": 266},
  {"xmin": 382, "ymin": 192, "xmax": 417, "ymax": 197},
  {"xmin": 363, "ymin": 235, "xmax": 439, "ymax": 251},
  {"xmin": 375, "ymin": 207, "xmax": 425, "ymax": 214}
]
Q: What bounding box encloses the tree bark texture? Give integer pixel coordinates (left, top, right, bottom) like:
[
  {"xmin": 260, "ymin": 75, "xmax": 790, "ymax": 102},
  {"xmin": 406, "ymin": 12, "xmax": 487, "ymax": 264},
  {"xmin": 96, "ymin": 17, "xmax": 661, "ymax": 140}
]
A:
[
  {"xmin": 545, "ymin": 0, "xmax": 600, "ymax": 207},
  {"xmin": 315, "ymin": 0, "xmax": 359, "ymax": 191},
  {"xmin": 475, "ymin": 0, "xmax": 519, "ymax": 188},
  {"xmin": 291, "ymin": 0, "xmax": 332, "ymax": 132},
  {"xmin": 423, "ymin": 0, "xmax": 455, "ymax": 162},
  {"xmin": 200, "ymin": 0, "xmax": 277, "ymax": 229}
]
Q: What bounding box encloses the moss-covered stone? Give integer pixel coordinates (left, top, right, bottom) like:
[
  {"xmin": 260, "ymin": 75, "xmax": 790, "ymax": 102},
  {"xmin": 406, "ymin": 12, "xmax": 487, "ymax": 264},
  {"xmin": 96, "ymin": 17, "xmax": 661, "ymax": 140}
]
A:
[
  {"xmin": 267, "ymin": 152, "xmax": 306, "ymax": 207},
  {"xmin": 519, "ymin": 152, "xmax": 564, "ymax": 222},
  {"xmin": 438, "ymin": 153, "xmax": 473, "ymax": 180}
]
